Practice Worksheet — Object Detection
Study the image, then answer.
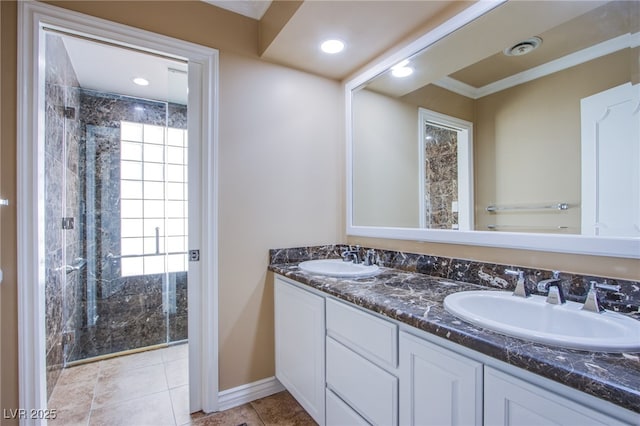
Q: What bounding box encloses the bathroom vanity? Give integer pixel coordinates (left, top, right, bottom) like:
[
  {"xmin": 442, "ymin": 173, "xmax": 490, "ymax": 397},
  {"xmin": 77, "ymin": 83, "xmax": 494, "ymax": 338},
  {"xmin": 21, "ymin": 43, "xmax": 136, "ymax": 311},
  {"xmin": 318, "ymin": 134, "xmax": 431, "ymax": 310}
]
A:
[{"xmin": 269, "ymin": 247, "xmax": 640, "ymax": 426}]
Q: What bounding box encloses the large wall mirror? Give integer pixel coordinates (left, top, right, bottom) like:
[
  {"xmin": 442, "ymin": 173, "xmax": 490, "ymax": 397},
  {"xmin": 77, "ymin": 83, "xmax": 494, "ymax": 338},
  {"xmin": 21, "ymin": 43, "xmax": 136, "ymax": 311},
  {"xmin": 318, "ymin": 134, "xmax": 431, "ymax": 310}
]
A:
[{"xmin": 346, "ymin": 0, "xmax": 639, "ymax": 258}]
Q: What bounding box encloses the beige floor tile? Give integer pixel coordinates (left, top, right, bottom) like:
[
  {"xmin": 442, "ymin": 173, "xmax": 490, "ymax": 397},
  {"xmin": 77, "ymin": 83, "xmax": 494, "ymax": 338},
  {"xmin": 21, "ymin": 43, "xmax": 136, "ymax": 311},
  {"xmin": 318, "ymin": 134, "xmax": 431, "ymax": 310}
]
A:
[
  {"xmin": 169, "ymin": 385, "xmax": 192, "ymax": 425},
  {"xmin": 89, "ymin": 390, "xmax": 175, "ymax": 426},
  {"xmin": 99, "ymin": 349, "xmax": 164, "ymax": 378},
  {"xmin": 251, "ymin": 391, "xmax": 317, "ymax": 426},
  {"xmin": 48, "ymin": 408, "xmax": 91, "ymax": 426},
  {"xmin": 49, "ymin": 376, "xmax": 96, "ymax": 412},
  {"xmin": 92, "ymin": 363, "xmax": 168, "ymax": 409},
  {"xmin": 165, "ymin": 357, "xmax": 188, "ymax": 389},
  {"xmin": 162, "ymin": 343, "xmax": 189, "ymax": 363},
  {"xmin": 193, "ymin": 404, "xmax": 264, "ymax": 426},
  {"xmin": 55, "ymin": 362, "xmax": 101, "ymax": 387}
]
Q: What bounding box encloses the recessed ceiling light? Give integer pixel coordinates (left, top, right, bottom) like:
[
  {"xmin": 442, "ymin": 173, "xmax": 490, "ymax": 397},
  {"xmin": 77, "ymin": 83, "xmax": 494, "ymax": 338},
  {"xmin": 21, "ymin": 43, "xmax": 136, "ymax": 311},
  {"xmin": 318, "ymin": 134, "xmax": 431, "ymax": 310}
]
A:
[
  {"xmin": 320, "ymin": 39, "xmax": 345, "ymax": 54},
  {"xmin": 391, "ymin": 60, "xmax": 413, "ymax": 78},
  {"xmin": 133, "ymin": 77, "xmax": 150, "ymax": 86}
]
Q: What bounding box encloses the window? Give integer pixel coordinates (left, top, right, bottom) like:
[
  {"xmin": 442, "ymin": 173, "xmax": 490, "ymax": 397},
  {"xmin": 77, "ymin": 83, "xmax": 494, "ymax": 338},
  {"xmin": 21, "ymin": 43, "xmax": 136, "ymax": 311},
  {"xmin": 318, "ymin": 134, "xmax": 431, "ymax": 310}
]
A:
[{"xmin": 120, "ymin": 121, "xmax": 188, "ymax": 276}]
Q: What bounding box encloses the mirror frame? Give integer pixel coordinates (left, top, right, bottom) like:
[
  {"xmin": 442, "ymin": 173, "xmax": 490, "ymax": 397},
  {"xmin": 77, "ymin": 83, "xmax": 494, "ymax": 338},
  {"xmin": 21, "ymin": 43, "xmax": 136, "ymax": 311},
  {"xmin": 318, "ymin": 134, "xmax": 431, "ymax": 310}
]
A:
[{"xmin": 345, "ymin": 0, "xmax": 640, "ymax": 259}]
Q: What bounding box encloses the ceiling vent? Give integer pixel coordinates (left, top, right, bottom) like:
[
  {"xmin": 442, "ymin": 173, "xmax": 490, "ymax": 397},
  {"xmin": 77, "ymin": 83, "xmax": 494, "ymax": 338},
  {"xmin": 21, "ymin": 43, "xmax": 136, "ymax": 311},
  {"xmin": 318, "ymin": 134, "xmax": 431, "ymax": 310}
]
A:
[{"xmin": 503, "ymin": 37, "xmax": 542, "ymax": 56}]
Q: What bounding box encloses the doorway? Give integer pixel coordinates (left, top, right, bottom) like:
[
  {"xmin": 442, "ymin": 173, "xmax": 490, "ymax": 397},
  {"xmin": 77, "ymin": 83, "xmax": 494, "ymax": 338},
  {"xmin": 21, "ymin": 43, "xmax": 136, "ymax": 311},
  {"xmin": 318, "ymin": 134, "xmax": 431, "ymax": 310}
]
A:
[
  {"xmin": 418, "ymin": 108, "xmax": 473, "ymax": 231},
  {"xmin": 18, "ymin": 2, "xmax": 219, "ymax": 419}
]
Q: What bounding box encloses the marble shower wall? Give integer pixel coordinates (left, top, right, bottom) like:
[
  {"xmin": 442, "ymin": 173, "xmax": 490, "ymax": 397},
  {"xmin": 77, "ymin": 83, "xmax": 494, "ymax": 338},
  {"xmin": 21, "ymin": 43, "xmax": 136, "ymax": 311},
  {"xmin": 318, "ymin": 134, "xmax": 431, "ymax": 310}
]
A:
[
  {"xmin": 71, "ymin": 90, "xmax": 188, "ymax": 362},
  {"xmin": 424, "ymin": 124, "xmax": 458, "ymax": 229}
]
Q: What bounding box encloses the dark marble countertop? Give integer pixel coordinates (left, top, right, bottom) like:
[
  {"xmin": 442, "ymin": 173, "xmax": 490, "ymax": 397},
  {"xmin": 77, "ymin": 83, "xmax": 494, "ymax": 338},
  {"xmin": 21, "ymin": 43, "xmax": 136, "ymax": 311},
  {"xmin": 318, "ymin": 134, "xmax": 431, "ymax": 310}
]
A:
[{"xmin": 269, "ymin": 262, "xmax": 640, "ymax": 415}]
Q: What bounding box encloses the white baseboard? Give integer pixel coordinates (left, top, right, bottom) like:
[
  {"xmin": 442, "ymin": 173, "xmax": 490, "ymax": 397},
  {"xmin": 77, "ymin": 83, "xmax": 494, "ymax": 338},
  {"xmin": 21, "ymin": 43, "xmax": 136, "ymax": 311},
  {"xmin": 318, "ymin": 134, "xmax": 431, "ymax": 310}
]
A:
[{"xmin": 218, "ymin": 376, "xmax": 286, "ymax": 411}]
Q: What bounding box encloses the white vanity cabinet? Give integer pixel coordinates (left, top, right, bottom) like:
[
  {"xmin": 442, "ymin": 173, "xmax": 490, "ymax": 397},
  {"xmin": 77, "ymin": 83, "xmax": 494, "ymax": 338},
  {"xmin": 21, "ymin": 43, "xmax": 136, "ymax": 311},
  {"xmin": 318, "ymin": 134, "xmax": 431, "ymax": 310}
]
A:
[
  {"xmin": 273, "ymin": 275, "xmax": 638, "ymax": 426},
  {"xmin": 399, "ymin": 331, "xmax": 483, "ymax": 426},
  {"xmin": 325, "ymin": 297, "xmax": 399, "ymax": 425},
  {"xmin": 484, "ymin": 367, "xmax": 631, "ymax": 426},
  {"xmin": 274, "ymin": 277, "xmax": 325, "ymax": 425}
]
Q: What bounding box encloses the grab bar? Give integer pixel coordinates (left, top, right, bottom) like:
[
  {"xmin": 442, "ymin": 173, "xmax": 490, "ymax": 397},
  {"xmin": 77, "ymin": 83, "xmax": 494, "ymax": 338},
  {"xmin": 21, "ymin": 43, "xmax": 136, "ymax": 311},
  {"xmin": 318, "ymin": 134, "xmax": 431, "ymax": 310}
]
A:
[
  {"xmin": 55, "ymin": 257, "xmax": 87, "ymax": 273},
  {"xmin": 106, "ymin": 251, "xmax": 188, "ymax": 260},
  {"xmin": 487, "ymin": 224, "xmax": 569, "ymax": 230},
  {"xmin": 486, "ymin": 203, "xmax": 569, "ymax": 212}
]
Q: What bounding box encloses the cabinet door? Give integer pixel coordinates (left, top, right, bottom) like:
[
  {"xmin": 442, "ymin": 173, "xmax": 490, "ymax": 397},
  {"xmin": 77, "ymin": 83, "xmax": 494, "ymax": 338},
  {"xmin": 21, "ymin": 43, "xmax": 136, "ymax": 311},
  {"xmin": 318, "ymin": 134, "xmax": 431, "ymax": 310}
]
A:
[
  {"xmin": 274, "ymin": 277, "xmax": 325, "ymax": 425},
  {"xmin": 399, "ymin": 332, "xmax": 483, "ymax": 426},
  {"xmin": 484, "ymin": 367, "xmax": 630, "ymax": 426}
]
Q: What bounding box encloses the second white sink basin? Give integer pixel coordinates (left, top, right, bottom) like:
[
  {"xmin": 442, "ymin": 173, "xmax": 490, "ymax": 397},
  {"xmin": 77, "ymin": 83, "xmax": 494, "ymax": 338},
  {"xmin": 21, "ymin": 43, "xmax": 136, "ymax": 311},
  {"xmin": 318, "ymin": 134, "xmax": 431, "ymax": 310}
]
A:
[
  {"xmin": 443, "ymin": 291, "xmax": 640, "ymax": 353},
  {"xmin": 298, "ymin": 259, "xmax": 380, "ymax": 278}
]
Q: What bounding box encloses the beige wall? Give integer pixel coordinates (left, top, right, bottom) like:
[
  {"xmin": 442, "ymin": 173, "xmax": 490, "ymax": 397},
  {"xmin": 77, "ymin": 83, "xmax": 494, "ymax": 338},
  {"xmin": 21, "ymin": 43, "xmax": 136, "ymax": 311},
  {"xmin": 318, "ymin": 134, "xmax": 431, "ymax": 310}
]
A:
[
  {"xmin": 352, "ymin": 89, "xmax": 419, "ymax": 227},
  {"xmin": 218, "ymin": 52, "xmax": 342, "ymax": 389},
  {"xmin": 1, "ymin": 0, "xmax": 342, "ymax": 415},
  {"xmin": 474, "ymin": 50, "xmax": 631, "ymax": 232}
]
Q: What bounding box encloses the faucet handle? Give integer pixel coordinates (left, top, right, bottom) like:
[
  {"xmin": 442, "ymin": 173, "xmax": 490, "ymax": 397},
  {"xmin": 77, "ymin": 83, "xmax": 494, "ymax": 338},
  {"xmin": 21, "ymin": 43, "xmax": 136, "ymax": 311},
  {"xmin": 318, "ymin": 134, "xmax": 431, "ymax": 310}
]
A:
[
  {"xmin": 505, "ymin": 269, "xmax": 529, "ymax": 298},
  {"xmin": 582, "ymin": 282, "xmax": 605, "ymax": 313}
]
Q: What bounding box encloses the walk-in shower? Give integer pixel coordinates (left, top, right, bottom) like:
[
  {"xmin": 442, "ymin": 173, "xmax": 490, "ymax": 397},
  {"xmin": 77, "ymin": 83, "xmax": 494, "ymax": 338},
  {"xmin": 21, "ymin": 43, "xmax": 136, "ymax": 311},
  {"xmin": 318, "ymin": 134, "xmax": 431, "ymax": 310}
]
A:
[{"xmin": 44, "ymin": 31, "xmax": 189, "ymax": 398}]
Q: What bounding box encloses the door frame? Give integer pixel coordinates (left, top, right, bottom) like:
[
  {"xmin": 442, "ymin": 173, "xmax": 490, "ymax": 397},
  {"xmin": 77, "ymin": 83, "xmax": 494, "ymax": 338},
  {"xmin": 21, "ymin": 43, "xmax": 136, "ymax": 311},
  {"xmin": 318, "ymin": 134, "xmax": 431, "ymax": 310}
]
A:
[
  {"xmin": 17, "ymin": 1, "xmax": 220, "ymax": 420},
  {"xmin": 418, "ymin": 108, "xmax": 474, "ymax": 231}
]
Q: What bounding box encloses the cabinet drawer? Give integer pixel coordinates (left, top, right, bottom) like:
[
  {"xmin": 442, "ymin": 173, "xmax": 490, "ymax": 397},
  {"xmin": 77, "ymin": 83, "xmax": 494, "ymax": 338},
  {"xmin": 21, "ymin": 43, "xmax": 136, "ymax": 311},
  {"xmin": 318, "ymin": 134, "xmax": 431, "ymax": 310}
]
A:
[
  {"xmin": 326, "ymin": 389, "xmax": 370, "ymax": 426},
  {"xmin": 326, "ymin": 297, "xmax": 398, "ymax": 369},
  {"xmin": 327, "ymin": 337, "xmax": 398, "ymax": 426}
]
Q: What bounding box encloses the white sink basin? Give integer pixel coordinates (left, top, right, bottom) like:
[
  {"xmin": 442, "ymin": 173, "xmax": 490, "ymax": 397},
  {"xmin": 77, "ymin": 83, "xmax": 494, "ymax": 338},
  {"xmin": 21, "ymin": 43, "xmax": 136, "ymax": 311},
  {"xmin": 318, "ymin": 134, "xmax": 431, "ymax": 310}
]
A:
[
  {"xmin": 298, "ymin": 259, "xmax": 380, "ymax": 278},
  {"xmin": 443, "ymin": 291, "xmax": 640, "ymax": 353}
]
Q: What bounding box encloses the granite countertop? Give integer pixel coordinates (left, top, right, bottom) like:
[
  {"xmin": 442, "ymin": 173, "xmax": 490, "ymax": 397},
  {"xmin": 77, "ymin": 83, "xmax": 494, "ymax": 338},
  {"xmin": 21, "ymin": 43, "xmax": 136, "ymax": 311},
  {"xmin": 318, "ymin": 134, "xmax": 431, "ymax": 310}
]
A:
[{"xmin": 269, "ymin": 262, "xmax": 640, "ymax": 415}]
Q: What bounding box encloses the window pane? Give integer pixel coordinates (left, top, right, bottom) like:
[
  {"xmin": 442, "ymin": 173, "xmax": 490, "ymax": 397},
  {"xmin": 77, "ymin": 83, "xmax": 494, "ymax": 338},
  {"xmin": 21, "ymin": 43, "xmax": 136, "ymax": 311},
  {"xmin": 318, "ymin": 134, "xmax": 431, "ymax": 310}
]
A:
[
  {"xmin": 144, "ymin": 163, "xmax": 164, "ymax": 181},
  {"xmin": 144, "ymin": 143, "xmax": 164, "ymax": 163},
  {"xmin": 121, "ymin": 180, "xmax": 142, "ymax": 199},
  {"xmin": 121, "ymin": 237, "xmax": 143, "ymax": 255},
  {"xmin": 144, "ymin": 219, "xmax": 165, "ymax": 237},
  {"xmin": 167, "ymin": 182, "xmax": 184, "ymax": 200},
  {"xmin": 144, "ymin": 124, "xmax": 164, "ymax": 144},
  {"xmin": 121, "ymin": 161, "xmax": 142, "ymax": 180},
  {"xmin": 167, "ymin": 146, "xmax": 184, "ymax": 164},
  {"xmin": 121, "ymin": 219, "xmax": 143, "ymax": 238},
  {"xmin": 167, "ymin": 236, "xmax": 186, "ymax": 252},
  {"xmin": 167, "ymin": 128, "xmax": 184, "ymax": 146},
  {"xmin": 167, "ymin": 254, "xmax": 186, "ymax": 272},
  {"xmin": 144, "ymin": 200, "xmax": 165, "ymax": 218},
  {"xmin": 121, "ymin": 257, "xmax": 144, "ymax": 277},
  {"xmin": 166, "ymin": 218, "xmax": 185, "ymax": 236},
  {"xmin": 167, "ymin": 164, "xmax": 185, "ymax": 182},
  {"xmin": 144, "ymin": 256, "xmax": 165, "ymax": 275},
  {"xmin": 121, "ymin": 200, "xmax": 143, "ymax": 218},
  {"xmin": 143, "ymin": 237, "xmax": 164, "ymax": 254},
  {"xmin": 121, "ymin": 141, "xmax": 142, "ymax": 161},
  {"xmin": 167, "ymin": 201, "xmax": 185, "ymax": 218},
  {"xmin": 121, "ymin": 122, "xmax": 143, "ymax": 142},
  {"xmin": 144, "ymin": 181, "xmax": 164, "ymax": 199}
]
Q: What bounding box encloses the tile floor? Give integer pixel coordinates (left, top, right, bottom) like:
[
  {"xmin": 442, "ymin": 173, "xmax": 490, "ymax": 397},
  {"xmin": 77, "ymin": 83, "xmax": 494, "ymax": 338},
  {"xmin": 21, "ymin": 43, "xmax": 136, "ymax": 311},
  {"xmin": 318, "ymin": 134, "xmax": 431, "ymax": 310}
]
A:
[{"xmin": 48, "ymin": 344, "xmax": 316, "ymax": 426}]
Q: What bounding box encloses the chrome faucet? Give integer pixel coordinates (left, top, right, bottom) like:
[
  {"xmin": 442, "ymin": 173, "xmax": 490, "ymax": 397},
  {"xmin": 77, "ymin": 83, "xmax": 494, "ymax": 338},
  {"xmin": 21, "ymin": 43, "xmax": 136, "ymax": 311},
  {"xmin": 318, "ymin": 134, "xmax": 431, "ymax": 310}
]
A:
[
  {"xmin": 537, "ymin": 271, "xmax": 566, "ymax": 305},
  {"xmin": 342, "ymin": 245, "xmax": 361, "ymax": 264},
  {"xmin": 505, "ymin": 269, "xmax": 529, "ymax": 298}
]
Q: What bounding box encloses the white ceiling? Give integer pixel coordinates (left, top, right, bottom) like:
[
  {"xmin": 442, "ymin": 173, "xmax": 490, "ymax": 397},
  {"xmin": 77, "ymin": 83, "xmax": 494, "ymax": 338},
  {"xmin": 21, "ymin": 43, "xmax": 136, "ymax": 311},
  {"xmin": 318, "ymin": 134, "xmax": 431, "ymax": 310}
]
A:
[{"xmin": 61, "ymin": 35, "xmax": 188, "ymax": 105}]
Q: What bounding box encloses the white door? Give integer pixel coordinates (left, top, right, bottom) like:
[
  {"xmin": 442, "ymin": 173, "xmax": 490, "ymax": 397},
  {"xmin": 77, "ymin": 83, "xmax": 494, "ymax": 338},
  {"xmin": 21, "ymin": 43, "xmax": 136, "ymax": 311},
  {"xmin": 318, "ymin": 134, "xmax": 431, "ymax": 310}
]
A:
[{"xmin": 581, "ymin": 83, "xmax": 640, "ymax": 237}]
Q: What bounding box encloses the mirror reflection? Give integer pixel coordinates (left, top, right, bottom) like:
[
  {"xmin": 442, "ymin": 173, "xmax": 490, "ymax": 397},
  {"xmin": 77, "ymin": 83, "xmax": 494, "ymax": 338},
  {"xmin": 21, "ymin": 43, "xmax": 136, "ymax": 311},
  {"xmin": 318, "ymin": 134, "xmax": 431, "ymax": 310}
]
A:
[{"xmin": 352, "ymin": 0, "xmax": 639, "ymax": 237}]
